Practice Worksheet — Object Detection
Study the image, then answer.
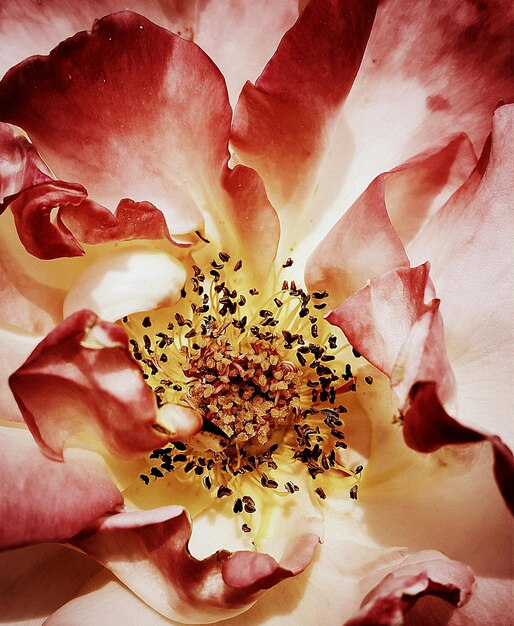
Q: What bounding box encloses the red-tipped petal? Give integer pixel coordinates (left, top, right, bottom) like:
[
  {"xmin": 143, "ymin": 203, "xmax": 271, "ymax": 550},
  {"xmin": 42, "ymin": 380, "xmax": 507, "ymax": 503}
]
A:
[
  {"xmin": 231, "ymin": 0, "xmax": 377, "ymax": 216},
  {"xmin": 0, "ymin": 427, "xmax": 123, "ymax": 550},
  {"xmin": 59, "ymin": 197, "xmax": 181, "ymax": 247},
  {"xmin": 408, "ymin": 105, "xmax": 514, "ymax": 452},
  {"xmin": 71, "ymin": 505, "xmax": 319, "ymax": 623},
  {"xmin": 328, "ymin": 264, "xmax": 434, "ymax": 378},
  {"xmin": 7, "ymin": 181, "xmax": 90, "ymax": 259},
  {"xmin": 9, "ymin": 310, "xmax": 170, "ymax": 460},
  {"xmin": 340, "ymin": 0, "xmax": 513, "ymax": 213},
  {"xmin": 306, "ymin": 134, "xmax": 477, "ymax": 308},
  {"xmin": 0, "ymin": 12, "xmax": 231, "ymax": 237},
  {"xmin": 344, "ymin": 551, "xmax": 475, "ymax": 626},
  {"xmin": 0, "ymin": 1, "xmax": 299, "ymax": 109},
  {"xmin": 0, "ymin": 122, "xmax": 51, "ymax": 208}
]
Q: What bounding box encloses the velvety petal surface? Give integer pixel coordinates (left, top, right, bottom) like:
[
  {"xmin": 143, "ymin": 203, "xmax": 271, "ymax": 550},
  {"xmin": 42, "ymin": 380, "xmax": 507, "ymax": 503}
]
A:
[
  {"xmin": 70, "ymin": 505, "xmax": 319, "ymax": 623},
  {"xmin": 0, "ymin": 11, "xmax": 222, "ymax": 237},
  {"xmin": 0, "ymin": 427, "xmax": 123, "ymax": 549},
  {"xmin": 305, "ymin": 134, "xmax": 476, "ymax": 308},
  {"xmin": 305, "ymin": 174, "xmax": 409, "ymax": 310},
  {"xmin": 9, "ymin": 310, "xmax": 171, "ymax": 460},
  {"xmin": 44, "ymin": 570, "xmax": 171, "ymax": 626},
  {"xmin": 231, "ymin": 0, "xmax": 377, "ymax": 242},
  {"xmin": 335, "ymin": 0, "xmax": 513, "ymax": 224},
  {"xmin": 0, "ymin": 1, "xmax": 299, "ymax": 106},
  {"xmin": 408, "ymin": 105, "xmax": 514, "ymax": 451},
  {"xmin": 0, "ymin": 11, "xmax": 280, "ymax": 280},
  {"xmin": 0, "ymin": 543, "xmax": 101, "ymax": 625}
]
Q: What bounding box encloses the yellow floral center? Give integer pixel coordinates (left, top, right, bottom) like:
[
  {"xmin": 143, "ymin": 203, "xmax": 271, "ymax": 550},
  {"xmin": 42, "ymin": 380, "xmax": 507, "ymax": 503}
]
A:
[{"xmin": 123, "ymin": 253, "xmax": 364, "ymax": 525}]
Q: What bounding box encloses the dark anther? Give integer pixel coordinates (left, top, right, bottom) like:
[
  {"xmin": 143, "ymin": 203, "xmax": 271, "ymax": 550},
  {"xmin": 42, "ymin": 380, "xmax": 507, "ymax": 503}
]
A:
[
  {"xmin": 195, "ymin": 230, "xmax": 210, "ymax": 243},
  {"xmin": 217, "ymin": 485, "xmax": 233, "ymax": 498}
]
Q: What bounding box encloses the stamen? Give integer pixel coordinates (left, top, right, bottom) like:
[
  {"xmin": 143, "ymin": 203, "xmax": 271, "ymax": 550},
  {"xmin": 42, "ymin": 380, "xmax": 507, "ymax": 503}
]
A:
[{"xmin": 130, "ymin": 255, "xmax": 360, "ymax": 505}]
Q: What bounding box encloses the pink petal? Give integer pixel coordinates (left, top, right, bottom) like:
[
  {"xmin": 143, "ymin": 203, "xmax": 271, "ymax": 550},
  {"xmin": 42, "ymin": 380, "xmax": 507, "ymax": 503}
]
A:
[
  {"xmin": 231, "ymin": 0, "xmax": 377, "ymax": 216},
  {"xmin": 1, "ymin": 120, "xmax": 188, "ymax": 256},
  {"xmin": 305, "ymin": 134, "xmax": 477, "ymax": 309},
  {"xmin": 305, "ymin": 175, "xmax": 409, "ymax": 310},
  {"xmin": 59, "ymin": 197, "xmax": 183, "ymax": 247},
  {"xmin": 0, "ymin": 543, "xmax": 100, "ymax": 623},
  {"xmin": 0, "ymin": 1, "xmax": 299, "ymax": 108},
  {"xmin": 0, "ymin": 427, "xmax": 123, "ymax": 549},
  {"xmin": 193, "ymin": 1, "xmax": 299, "ymax": 107},
  {"xmin": 71, "ymin": 505, "xmax": 319, "ymax": 623},
  {"xmin": 220, "ymin": 165, "xmax": 280, "ymax": 286},
  {"xmin": 0, "ymin": 122, "xmax": 52, "ymax": 207},
  {"xmin": 330, "ymin": 263, "xmax": 514, "ymax": 512},
  {"xmin": 407, "ymin": 577, "xmax": 514, "ymax": 626},
  {"xmin": 344, "ymin": 551, "xmax": 475, "ymax": 626},
  {"xmin": 408, "ymin": 104, "xmax": 514, "ymax": 452},
  {"xmin": 9, "ymin": 310, "xmax": 171, "ymax": 460},
  {"xmin": 0, "ymin": 12, "xmax": 280, "ymax": 276},
  {"xmin": 339, "ymin": 0, "xmax": 513, "ymax": 212},
  {"xmin": 328, "ymin": 264, "xmax": 435, "ymax": 378},
  {"xmin": 7, "ymin": 180, "xmax": 91, "ymax": 259},
  {"xmin": 0, "ymin": 11, "xmax": 227, "ymax": 237}
]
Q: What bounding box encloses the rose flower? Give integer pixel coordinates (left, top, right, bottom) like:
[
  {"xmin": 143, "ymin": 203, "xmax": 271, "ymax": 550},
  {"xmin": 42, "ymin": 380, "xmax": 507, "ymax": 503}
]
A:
[{"xmin": 0, "ymin": 1, "xmax": 512, "ymax": 625}]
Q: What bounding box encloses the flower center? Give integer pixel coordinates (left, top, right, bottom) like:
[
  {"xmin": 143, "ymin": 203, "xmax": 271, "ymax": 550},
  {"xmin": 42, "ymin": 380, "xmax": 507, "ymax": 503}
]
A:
[{"xmin": 123, "ymin": 253, "xmax": 364, "ymax": 520}]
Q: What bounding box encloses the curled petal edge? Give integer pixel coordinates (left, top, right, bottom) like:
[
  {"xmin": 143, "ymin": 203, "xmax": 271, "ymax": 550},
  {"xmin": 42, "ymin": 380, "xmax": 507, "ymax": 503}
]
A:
[
  {"xmin": 9, "ymin": 310, "xmax": 181, "ymax": 460},
  {"xmin": 404, "ymin": 382, "xmax": 514, "ymax": 516},
  {"xmin": 344, "ymin": 550, "xmax": 476, "ymax": 626},
  {"xmin": 71, "ymin": 505, "xmax": 320, "ymax": 623},
  {"xmin": 5, "ymin": 179, "xmax": 191, "ymax": 260},
  {"xmin": 0, "ymin": 121, "xmax": 52, "ymax": 208},
  {"xmin": 328, "ymin": 264, "xmax": 513, "ymax": 514}
]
